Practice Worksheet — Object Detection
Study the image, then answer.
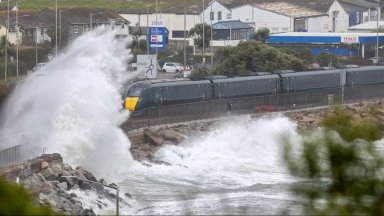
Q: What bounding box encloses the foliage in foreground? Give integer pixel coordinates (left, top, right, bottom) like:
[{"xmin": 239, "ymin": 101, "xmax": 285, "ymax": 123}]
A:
[
  {"xmin": 0, "ymin": 177, "xmax": 55, "ymax": 215},
  {"xmin": 283, "ymin": 105, "xmax": 384, "ymax": 215}
]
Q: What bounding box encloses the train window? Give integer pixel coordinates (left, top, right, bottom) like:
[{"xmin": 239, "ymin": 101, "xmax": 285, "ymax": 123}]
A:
[
  {"xmin": 163, "ymin": 85, "xmax": 202, "ymax": 101},
  {"xmin": 127, "ymin": 83, "xmax": 147, "ymax": 97}
]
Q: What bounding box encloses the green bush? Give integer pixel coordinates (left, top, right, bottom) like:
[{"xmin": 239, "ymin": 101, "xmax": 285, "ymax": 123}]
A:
[
  {"xmin": 0, "ymin": 177, "xmax": 55, "ymax": 215},
  {"xmin": 283, "ymin": 105, "xmax": 384, "ymax": 215}
]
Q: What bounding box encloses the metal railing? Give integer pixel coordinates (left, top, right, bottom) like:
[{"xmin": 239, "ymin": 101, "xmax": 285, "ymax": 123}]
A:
[{"xmin": 123, "ymin": 84, "xmax": 384, "ymax": 132}]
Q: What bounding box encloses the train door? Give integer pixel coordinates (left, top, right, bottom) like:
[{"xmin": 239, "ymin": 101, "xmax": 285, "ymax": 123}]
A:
[{"xmin": 153, "ymin": 87, "xmax": 163, "ymax": 105}]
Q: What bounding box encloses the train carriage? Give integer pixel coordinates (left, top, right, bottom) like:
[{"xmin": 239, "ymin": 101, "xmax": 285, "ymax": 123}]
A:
[
  {"xmin": 346, "ymin": 66, "xmax": 384, "ymax": 86},
  {"xmin": 212, "ymin": 75, "xmax": 280, "ymax": 99},
  {"xmin": 279, "ymin": 70, "xmax": 341, "ymax": 93},
  {"xmin": 124, "ymin": 79, "xmax": 213, "ymax": 111},
  {"xmin": 125, "ymin": 65, "xmax": 384, "ymax": 113}
]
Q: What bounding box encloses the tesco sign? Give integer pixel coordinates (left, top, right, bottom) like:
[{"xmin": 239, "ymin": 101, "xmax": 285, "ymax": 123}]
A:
[{"xmin": 341, "ymin": 36, "xmax": 359, "ymax": 44}]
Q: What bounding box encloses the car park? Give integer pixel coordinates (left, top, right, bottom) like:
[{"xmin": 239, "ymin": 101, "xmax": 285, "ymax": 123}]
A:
[{"xmin": 162, "ymin": 62, "xmax": 184, "ymax": 73}]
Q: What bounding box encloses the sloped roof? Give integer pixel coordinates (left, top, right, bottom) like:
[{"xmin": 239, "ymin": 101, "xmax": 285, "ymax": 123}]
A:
[
  {"xmin": 349, "ymin": 20, "xmax": 384, "ymax": 30},
  {"xmin": 0, "ymin": 11, "xmax": 52, "ymax": 30},
  {"xmin": 256, "ymin": 2, "xmax": 326, "ymax": 18},
  {"xmin": 219, "ymin": 0, "xmax": 333, "ymax": 12},
  {"xmin": 339, "ymin": 0, "xmax": 377, "ymax": 9},
  {"xmin": 219, "ymin": 0, "xmax": 378, "ymax": 13},
  {"xmin": 212, "ymin": 20, "xmax": 253, "ymax": 29},
  {"xmin": 41, "ymin": 8, "xmax": 125, "ymax": 25}
]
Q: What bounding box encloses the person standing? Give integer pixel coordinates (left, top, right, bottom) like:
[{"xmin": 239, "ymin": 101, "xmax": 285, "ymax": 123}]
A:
[{"xmin": 226, "ymin": 101, "xmax": 232, "ymax": 116}]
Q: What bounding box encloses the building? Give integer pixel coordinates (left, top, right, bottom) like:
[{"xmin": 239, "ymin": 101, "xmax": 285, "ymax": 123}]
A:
[
  {"xmin": 119, "ymin": 6, "xmax": 200, "ymax": 43},
  {"xmin": 0, "ymin": 11, "xmax": 52, "ymax": 45},
  {"xmin": 202, "ymin": 0, "xmax": 329, "ymax": 33},
  {"xmin": 40, "ymin": 8, "xmax": 129, "ymax": 48},
  {"xmin": 349, "ymin": 20, "xmax": 384, "ymax": 33},
  {"xmin": 328, "ymin": 0, "xmax": 378, "ymax": 32}
]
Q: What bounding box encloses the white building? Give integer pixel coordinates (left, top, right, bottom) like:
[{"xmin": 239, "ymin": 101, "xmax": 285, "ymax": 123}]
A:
[
  {"xmin": 202, "ymin": 1, "xmax": 328, "ymax": 33},
  {"xmin": 201, "ymin": 0, "xmax": 232, "ymax": 24},
  {"xmin": 119, "ymin": 12, "xmax": 200, "ymax": 42},
  {"xmin": 349, "ymin": 20, "xmax": 384, "ymax": 33},
  {"xmin": 328, "ymin": 0, "xmax": 378, "ymax": 33}
]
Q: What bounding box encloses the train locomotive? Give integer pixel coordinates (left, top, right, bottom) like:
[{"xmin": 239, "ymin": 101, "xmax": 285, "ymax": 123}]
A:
[{"xmin": 124, "ymin": 66, "xmax": 384, "ymax": 112}]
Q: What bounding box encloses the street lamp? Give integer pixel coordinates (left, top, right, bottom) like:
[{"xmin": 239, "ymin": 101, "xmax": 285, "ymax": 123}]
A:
[
  {"xmin": 55, "ymin": 0, "xmax": 57, "ymax": 58},
  {"xmin": 59, "ymin": 9, "xmax": 64, "ymax": 49},
  {"xmin": 90, "ymin": 12, "xmax": 105, "ymax": 30},
  {"xmin": 59, "ymin": 8, "xmax": 74, "ymax": 49},
  {"xmin": 15, "ymin": 13, "xmax": 31, "ymax": 78}
]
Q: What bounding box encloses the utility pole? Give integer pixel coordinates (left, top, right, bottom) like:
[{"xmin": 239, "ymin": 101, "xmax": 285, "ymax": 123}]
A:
[
  {"xmin": 183, "ymin": 1, "xmax": 186, "ymax": 67},
  {"xmin": 376, "ymin": 0, "xmax": 380, "ymax": 64},
  {"xmin": 155, "ymin": 0, "xmax": 158, "ymax": 58},
  {"xmin": 16, "ymin": 4, "xmax": 19, "ymax": 78},
  {"xmin": 5, "ymin": 0, "xmax": 9, "ymax": 81},
  {"xmin": 147, "ymin": 4, "xmax": 149, "ymax": 54},
  {"xmin": 202, "ymin": 0, "xmax": 205, "ymax": 66},
  {"xmin": 35, "ymin": 28, "xmax": 38, "ymax": 65}
]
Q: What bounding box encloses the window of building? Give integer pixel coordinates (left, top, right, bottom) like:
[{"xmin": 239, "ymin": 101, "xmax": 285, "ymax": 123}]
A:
[
  {"xmin": 226, "ymin": 13, "xmax": 231, "ymax": 19},
  {"xmin": 172, "ymin": 30, "xmax": 188, "ymax": 38},
  {"xmin": 210, "ymin": 12, "xmax": 214, "ymax": 20},
  {"xmin": 271, "ymin": 27, "xmax": 279, "ymax": 32},
  {"xmin": 40, "ymin": 28, "xmax": 44, "ymax": 36},
  {"xmin": 73, "ymin": 25, "xmax": 79, "ymax": 34},
  {"xmin": 218, "ymin": 11, "xmax": 222, "ymax": 20},
  {"xmin": 85, "ymin": 25, "xmax": 90, "ymax": 32}
]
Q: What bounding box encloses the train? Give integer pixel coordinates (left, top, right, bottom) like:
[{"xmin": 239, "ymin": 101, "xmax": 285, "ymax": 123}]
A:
[{"xmin": 124, "ymin": 65, "xmax": 384, "ymax": 112}]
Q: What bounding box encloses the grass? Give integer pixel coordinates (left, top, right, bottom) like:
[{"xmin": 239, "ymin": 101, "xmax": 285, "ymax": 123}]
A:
[{"xmin": 4, "ymin": 0, "xmax": 203, "ymax": 12}]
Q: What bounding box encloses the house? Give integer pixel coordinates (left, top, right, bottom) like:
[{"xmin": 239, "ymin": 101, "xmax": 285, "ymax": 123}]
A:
[
  {"xmin": 0, "ymin": 11, "xmax": 52, "ymax": 45},
  {"xmin": 328, "ymin": 0, "xmax": 378, "ymax": 32},
  {"xmin": 202, "ymin": 0, "xmax": 232, "ymax": 24},
  {"xmin": 40, "ymin": 8, "xmax": 129, "ymax": 48}
]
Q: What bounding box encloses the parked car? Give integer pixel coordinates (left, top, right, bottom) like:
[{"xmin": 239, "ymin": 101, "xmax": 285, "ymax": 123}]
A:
[
  {"xmin": 162, "ymin": 62, "xmax": 184, "ymax": 73},
  {"xmin": 32, "ymin": 62, "xmax": 47, "ymax": 71}
]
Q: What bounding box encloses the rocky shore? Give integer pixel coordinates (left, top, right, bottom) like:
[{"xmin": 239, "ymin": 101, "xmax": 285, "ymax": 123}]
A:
[
  {"xmin": 0, "ymin": 153, "xmax": 131, "ymax": 215},
  {"xmin": 1, "ymin": 101, "xmax": 382, "ymax": 214},
  {"xmin": 128, "ymin": 102, "xmax": 384, "ymax": 163}
]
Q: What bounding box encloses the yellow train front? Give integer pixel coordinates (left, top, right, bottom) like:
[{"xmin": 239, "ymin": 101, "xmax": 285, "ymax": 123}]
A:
[
  {"xmin": 124, "ymin": 81, "xmax": 150, "ymax": 112},
  {"xmin": 124, "ymin": 79, "xmax": 213, "ymax": 112}
]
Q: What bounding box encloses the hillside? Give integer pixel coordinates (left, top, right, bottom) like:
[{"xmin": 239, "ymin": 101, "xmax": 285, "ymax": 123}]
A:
[
  {"xmin": 3, "ymin": 0, "xmax": 380, "ymax": 14},
  {"xmin": 3, "ymin": 0, "xmax": 205, "ymax": 13}
]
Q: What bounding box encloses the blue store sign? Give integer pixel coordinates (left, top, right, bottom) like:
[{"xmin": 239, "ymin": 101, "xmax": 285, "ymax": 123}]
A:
[{"xmin": 149, "ymin": 26, "xmax": 167, "ymax": 52}]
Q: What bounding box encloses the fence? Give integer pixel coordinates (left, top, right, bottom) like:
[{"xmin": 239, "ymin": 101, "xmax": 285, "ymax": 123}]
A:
[
  {"xmin": 3, "ymin": 84, "xmax": 384, "ymax": 167},
  {"xmin": 123, "ymin": 84, "xmax": 384, "ymax": 132},
  {"xmin": 0, "ymin": 144, "xmax": 46, "ymax": 168}
]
